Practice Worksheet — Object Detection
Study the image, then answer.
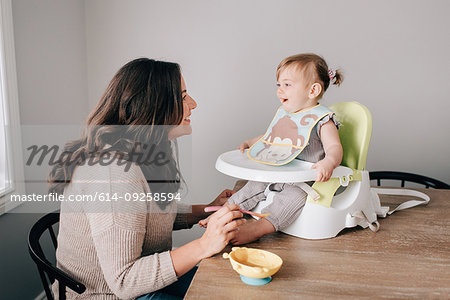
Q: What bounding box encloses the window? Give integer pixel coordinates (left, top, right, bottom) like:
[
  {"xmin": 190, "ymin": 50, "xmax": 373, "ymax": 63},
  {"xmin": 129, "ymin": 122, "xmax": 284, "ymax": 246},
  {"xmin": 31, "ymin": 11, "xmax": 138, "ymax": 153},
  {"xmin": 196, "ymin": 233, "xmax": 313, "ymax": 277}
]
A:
[
  {"xmin": 0, "ymin": 0, "xmax": 25, "ymax": 214},
  {"xmin": 0, "ymin": 66, "xmax": 12, "ymax": 196}
]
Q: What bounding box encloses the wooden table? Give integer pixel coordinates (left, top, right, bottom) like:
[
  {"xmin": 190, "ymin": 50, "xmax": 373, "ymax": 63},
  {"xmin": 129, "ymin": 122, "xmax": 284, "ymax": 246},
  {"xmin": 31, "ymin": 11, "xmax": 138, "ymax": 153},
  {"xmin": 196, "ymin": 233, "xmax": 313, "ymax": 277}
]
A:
[{"xmin": 185, "ymin": 186, "xmax": 450, "ymax": 299}]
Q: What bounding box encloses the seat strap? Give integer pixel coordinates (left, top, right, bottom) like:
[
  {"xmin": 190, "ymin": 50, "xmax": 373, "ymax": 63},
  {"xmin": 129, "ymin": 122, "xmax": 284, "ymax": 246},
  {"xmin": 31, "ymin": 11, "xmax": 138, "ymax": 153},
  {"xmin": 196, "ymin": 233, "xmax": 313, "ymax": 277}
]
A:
[
  {"xmin": 351, "ymin": 210, "xmax": 380, "ymax": 232},
  {"xmin": 371, "ymin": 188, "xmax": 430, "ymax": 216},
  {"xmin": 291, "ymin": 182, "xmax": 320, "ymax": 201},
  {"xmin": 263, "ymin": 182, "xmax": 321, "ymax": 201}
]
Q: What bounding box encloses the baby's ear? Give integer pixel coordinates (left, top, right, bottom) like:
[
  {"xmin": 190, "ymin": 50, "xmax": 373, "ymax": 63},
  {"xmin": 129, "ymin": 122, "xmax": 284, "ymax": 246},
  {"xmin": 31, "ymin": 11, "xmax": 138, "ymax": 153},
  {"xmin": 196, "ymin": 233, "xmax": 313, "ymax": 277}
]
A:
[{"xmin": 309, "ymin": 83, "xmax": 322, "ymax": 99}]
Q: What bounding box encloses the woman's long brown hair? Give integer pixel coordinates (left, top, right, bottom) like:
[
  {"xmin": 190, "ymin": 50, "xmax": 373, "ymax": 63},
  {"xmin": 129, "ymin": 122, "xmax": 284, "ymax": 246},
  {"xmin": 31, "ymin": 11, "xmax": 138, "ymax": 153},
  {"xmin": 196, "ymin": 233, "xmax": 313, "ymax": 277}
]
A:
[{"xmin": 48, "ymin": 58, "xmax": 184, "ymax": 206}]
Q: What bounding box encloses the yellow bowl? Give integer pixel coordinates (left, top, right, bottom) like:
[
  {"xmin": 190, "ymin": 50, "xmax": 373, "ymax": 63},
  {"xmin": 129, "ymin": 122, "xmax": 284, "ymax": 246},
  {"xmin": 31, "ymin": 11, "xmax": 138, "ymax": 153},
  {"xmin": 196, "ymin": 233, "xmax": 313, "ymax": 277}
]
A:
[{"xmin": 223, "ymin": 247, "xmax": 283, "ymax": 279}]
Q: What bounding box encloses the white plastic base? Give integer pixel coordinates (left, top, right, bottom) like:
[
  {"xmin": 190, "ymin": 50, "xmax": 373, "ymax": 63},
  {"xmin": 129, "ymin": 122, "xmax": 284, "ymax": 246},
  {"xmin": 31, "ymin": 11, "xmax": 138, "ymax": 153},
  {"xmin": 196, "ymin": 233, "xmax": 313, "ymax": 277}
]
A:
[
  {"xmin": 216, "ymin": 150, "xmax": 381, "ymax": 240},
  {"xmin": 252, "ymin": 171, "xmax": 378, "ymax": 239}
]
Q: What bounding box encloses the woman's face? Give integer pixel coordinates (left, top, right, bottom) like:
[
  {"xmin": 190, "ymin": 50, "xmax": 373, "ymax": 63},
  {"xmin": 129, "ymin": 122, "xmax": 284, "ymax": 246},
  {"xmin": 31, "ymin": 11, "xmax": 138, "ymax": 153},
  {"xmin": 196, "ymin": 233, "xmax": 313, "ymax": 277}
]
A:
[{"xmin": 169, "ymin": 75, "xmax": 197, "ymax": 139}]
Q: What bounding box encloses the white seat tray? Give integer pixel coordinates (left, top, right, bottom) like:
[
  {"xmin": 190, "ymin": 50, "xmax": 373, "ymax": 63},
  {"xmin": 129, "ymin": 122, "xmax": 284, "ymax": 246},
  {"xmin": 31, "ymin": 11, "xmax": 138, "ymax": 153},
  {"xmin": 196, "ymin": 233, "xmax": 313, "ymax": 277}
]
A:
[{"xmin": 216, "ymin": 150, "xmax": 353, "ymax": 183}]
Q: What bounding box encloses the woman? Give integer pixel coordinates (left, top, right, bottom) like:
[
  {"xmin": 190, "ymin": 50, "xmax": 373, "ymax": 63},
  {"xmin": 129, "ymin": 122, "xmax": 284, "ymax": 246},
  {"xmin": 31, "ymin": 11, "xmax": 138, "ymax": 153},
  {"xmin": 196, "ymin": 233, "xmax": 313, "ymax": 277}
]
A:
[{"xmin": 49, "ymin": 58, "xmax": 245, "ymax": 299}]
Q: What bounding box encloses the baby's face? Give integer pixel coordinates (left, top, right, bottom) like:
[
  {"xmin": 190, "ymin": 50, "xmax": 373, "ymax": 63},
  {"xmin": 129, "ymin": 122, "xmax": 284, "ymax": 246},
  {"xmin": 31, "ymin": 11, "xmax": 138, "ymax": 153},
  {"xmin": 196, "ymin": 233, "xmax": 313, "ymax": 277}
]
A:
[{"xmin": 276, "ymin": 65, "xmax": 315, "ymax": 113}]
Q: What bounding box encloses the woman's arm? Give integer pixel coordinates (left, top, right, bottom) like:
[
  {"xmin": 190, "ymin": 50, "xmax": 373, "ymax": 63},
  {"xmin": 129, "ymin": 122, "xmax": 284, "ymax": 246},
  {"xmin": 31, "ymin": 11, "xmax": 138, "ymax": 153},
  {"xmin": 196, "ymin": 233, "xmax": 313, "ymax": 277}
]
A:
[
  {"xmin": 84, "ymin": 165, "xmax": 179, "ymax": 298},
  {"xmin": 184, "ymin": 204, "xmax": 212, "ymax": 225},
  {"xmin": 173, "ymin": 204, "xmax": 209, "ymax": 229},
  {"xmin": 173, "ymin": 189, "xmax": 235, "ymax": 229},
  {"xmin": 170, "ymin": 204, "xmax": 245, "ymax": 276},
  {"xmin": 84, "ymin": 165, "xmax": 245, "ymax": 298}
]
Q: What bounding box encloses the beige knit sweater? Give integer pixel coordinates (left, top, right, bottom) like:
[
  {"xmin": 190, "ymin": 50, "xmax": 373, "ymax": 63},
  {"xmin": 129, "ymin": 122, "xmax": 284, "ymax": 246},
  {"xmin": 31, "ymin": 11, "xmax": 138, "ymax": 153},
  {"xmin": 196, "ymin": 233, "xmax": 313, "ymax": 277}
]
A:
[{"xmin": 53, "ymin": 162, "xmax": 191, "ymax": 299}]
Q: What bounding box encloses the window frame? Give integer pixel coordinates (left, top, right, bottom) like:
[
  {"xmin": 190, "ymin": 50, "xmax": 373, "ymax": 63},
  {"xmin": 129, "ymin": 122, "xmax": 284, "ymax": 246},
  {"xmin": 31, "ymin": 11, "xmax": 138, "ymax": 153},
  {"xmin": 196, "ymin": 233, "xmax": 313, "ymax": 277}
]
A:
[{"xmin": 0, "ymin": 0, "xmax": 25, "ymax": 214}]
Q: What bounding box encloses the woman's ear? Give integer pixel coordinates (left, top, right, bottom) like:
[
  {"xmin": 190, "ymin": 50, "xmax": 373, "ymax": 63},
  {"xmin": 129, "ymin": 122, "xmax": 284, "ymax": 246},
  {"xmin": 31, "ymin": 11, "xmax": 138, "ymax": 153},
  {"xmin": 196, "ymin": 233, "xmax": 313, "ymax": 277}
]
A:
[{"xmin": 309, "ymin": 83, "xmax": 322, "ymax": 99}]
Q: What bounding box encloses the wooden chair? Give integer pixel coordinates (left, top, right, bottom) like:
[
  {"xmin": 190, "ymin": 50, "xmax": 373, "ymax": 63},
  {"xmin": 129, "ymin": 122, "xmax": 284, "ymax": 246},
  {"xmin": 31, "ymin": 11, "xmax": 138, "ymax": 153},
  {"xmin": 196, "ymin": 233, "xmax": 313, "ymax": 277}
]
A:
[
  {"xmin": 369, "ymin": 171, "xmax": 450, "ymax": 189},
  {"xmin": 28, "ymin": 212, "xmax": 86, "ymax": 300}
]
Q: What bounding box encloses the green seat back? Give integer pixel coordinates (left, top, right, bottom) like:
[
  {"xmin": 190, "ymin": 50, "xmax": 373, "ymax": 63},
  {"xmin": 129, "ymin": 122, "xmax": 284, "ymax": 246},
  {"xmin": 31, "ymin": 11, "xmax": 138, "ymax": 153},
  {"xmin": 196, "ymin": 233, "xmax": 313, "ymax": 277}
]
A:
[{"xmin": 329, "ymin": 101, "xmax": 372, "ymax": 170}]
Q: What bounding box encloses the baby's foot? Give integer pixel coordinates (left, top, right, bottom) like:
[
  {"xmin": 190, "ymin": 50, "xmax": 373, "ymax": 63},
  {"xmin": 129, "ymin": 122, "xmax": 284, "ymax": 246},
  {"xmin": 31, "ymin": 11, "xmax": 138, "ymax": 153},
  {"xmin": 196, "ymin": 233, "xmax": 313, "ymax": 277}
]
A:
[{"xmin": 230, "ymin": 218, "xmax": 275, "ymax": 245}]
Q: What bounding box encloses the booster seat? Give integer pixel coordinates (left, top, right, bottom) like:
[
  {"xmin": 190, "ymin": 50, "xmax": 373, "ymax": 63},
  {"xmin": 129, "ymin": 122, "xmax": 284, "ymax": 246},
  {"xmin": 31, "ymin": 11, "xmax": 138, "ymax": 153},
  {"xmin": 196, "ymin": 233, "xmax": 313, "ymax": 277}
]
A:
[{"xmin": 216, "ymin": 101, "xmax": 429, "ymax": 239}]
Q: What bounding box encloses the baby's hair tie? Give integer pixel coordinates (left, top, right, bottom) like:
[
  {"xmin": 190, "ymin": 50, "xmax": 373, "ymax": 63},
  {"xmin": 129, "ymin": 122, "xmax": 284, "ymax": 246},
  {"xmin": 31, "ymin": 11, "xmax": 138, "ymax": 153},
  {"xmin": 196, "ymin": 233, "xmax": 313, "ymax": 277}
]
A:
[
  {"xmin": 328, "ymin": 69, "xmax": 337, "ymax": 84},
  {"xmin": 328, "ymin": 69, "xmax": 336, "ymax": 80}
]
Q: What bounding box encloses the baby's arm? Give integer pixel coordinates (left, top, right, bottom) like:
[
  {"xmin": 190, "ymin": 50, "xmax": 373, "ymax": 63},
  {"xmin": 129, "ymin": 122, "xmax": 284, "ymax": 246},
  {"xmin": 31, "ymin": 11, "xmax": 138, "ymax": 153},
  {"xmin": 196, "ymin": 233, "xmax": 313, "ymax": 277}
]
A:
[
  {"xmin": 238, "ymin": 135, "xmax": 263, "ymax": 152},
  {"xmin": 312, "ymin": 120, "xmax": 343, "ymax": 182}
]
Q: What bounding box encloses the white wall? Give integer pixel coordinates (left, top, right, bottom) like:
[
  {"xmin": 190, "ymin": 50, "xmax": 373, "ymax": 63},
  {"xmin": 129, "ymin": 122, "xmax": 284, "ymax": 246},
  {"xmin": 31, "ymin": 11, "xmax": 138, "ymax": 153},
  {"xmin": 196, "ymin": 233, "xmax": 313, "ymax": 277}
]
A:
[
  {"xmin": 15, "ymin": 0, "xmax": 88, "ymax": 125},
  {"xmin": 85, "ymin": 0, "xmax": 450, "ymax": 212},
  {"xmin": 1, "ymin": 1, "xmax": 89, "ymax": 299},
  {"xmin": 13, "ymin": 0, "xmax": 89, "ymax": 198}
]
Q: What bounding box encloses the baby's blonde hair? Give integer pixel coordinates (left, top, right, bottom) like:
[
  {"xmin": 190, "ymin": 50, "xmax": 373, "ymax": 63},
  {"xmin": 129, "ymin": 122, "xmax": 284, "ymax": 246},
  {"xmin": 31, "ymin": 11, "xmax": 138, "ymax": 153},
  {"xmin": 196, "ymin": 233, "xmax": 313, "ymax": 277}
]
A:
[{"xmin": 276, "ymin": 53, "xmax": 343, "ymax": 99}]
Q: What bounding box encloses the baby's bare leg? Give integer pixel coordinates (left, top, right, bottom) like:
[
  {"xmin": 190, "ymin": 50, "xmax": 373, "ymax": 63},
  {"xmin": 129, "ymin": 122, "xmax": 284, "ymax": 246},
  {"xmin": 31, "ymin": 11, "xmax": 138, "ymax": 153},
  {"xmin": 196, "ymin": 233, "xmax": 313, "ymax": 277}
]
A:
[{"xmin": 230, "ymin": 218, "xmax": 275, "ymax": 245}]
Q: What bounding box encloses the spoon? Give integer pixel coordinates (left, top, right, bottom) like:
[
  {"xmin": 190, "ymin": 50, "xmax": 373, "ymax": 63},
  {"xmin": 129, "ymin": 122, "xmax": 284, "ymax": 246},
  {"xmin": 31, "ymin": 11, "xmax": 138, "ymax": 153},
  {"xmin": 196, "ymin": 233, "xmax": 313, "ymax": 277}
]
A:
[{"xmin": 204, "ymin": 206, "xmax": 270, "ymax": 218}]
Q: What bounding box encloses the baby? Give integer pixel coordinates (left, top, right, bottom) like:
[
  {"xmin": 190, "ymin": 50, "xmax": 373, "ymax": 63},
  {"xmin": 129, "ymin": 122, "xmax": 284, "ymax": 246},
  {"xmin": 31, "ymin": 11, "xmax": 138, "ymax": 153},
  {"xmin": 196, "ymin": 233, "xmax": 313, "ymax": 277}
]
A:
[{"xmin": 201, "ymin": 53, "xmax": 343, "ymax": 245}]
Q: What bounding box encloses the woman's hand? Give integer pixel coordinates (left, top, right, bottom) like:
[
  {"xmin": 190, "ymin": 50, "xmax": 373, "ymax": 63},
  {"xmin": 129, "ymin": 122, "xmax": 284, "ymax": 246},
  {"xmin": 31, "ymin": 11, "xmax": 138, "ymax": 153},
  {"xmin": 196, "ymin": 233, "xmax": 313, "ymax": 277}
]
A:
[
  {"xmin": 201, "ymin": 190, "xmax": 235, "ymax": 227},
  {"xmin": 199, "ymin": 202, "xmax": 233, "ymax": 228},
  {"xmin": 209, "ymin": 189, "xmax": 235, "ymax": 207},
  {"xmin": 312, "ymin": 158, "xmax": 335, "ymax": 182},
  {"xmin": 171, "ymin": 204, "xmax": 246, "ymax": 277},
  {"xmin": 198, "ymin": 204, "xmax": 246, "ymax": 258}
]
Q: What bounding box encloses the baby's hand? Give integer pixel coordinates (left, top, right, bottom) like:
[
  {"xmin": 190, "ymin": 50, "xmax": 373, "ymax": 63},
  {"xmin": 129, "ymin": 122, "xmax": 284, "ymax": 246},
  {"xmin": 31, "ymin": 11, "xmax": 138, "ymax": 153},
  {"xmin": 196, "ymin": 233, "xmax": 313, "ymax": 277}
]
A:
[
  {"xmin": 238, "ymin": 140, "xmax": 251, "ymax": 153},
  {"xmin": 238, "ymin": 135, "xmax": 263, "ymax": 153},
  {"xmin": 312, "ymin": 158, "xmax": 335, "ymax": 182}
]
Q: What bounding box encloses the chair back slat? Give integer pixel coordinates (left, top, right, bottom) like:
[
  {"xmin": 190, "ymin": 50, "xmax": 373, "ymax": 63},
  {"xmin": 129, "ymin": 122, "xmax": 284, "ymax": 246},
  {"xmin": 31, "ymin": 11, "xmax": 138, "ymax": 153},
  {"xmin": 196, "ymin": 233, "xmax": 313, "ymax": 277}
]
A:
[
  {"xmin": 48, "ymin": 226, "xmax": 58, "ymax": 249},
  {"xmin": 36, "ymin": 243, "xmax": 45, "ymax": 260},
  {"xmin": 59, "ymin": 281, "xmax": 67, "ymax": 300},
  {"xmin": 28, "ymin": 212, "xmax": 86, "ymax": 299},
  {"xmin": 38, "ymin": 269, "xmax": 53, "ymax": 300}
]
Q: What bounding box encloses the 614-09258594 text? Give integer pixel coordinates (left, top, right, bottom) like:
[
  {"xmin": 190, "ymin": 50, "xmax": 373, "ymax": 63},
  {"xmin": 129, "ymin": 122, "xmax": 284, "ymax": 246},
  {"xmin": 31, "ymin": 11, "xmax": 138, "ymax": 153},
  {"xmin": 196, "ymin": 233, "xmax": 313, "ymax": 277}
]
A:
[{"xmin": 9, "ymin": 192, "xmax": 182, "ymax": 202}]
